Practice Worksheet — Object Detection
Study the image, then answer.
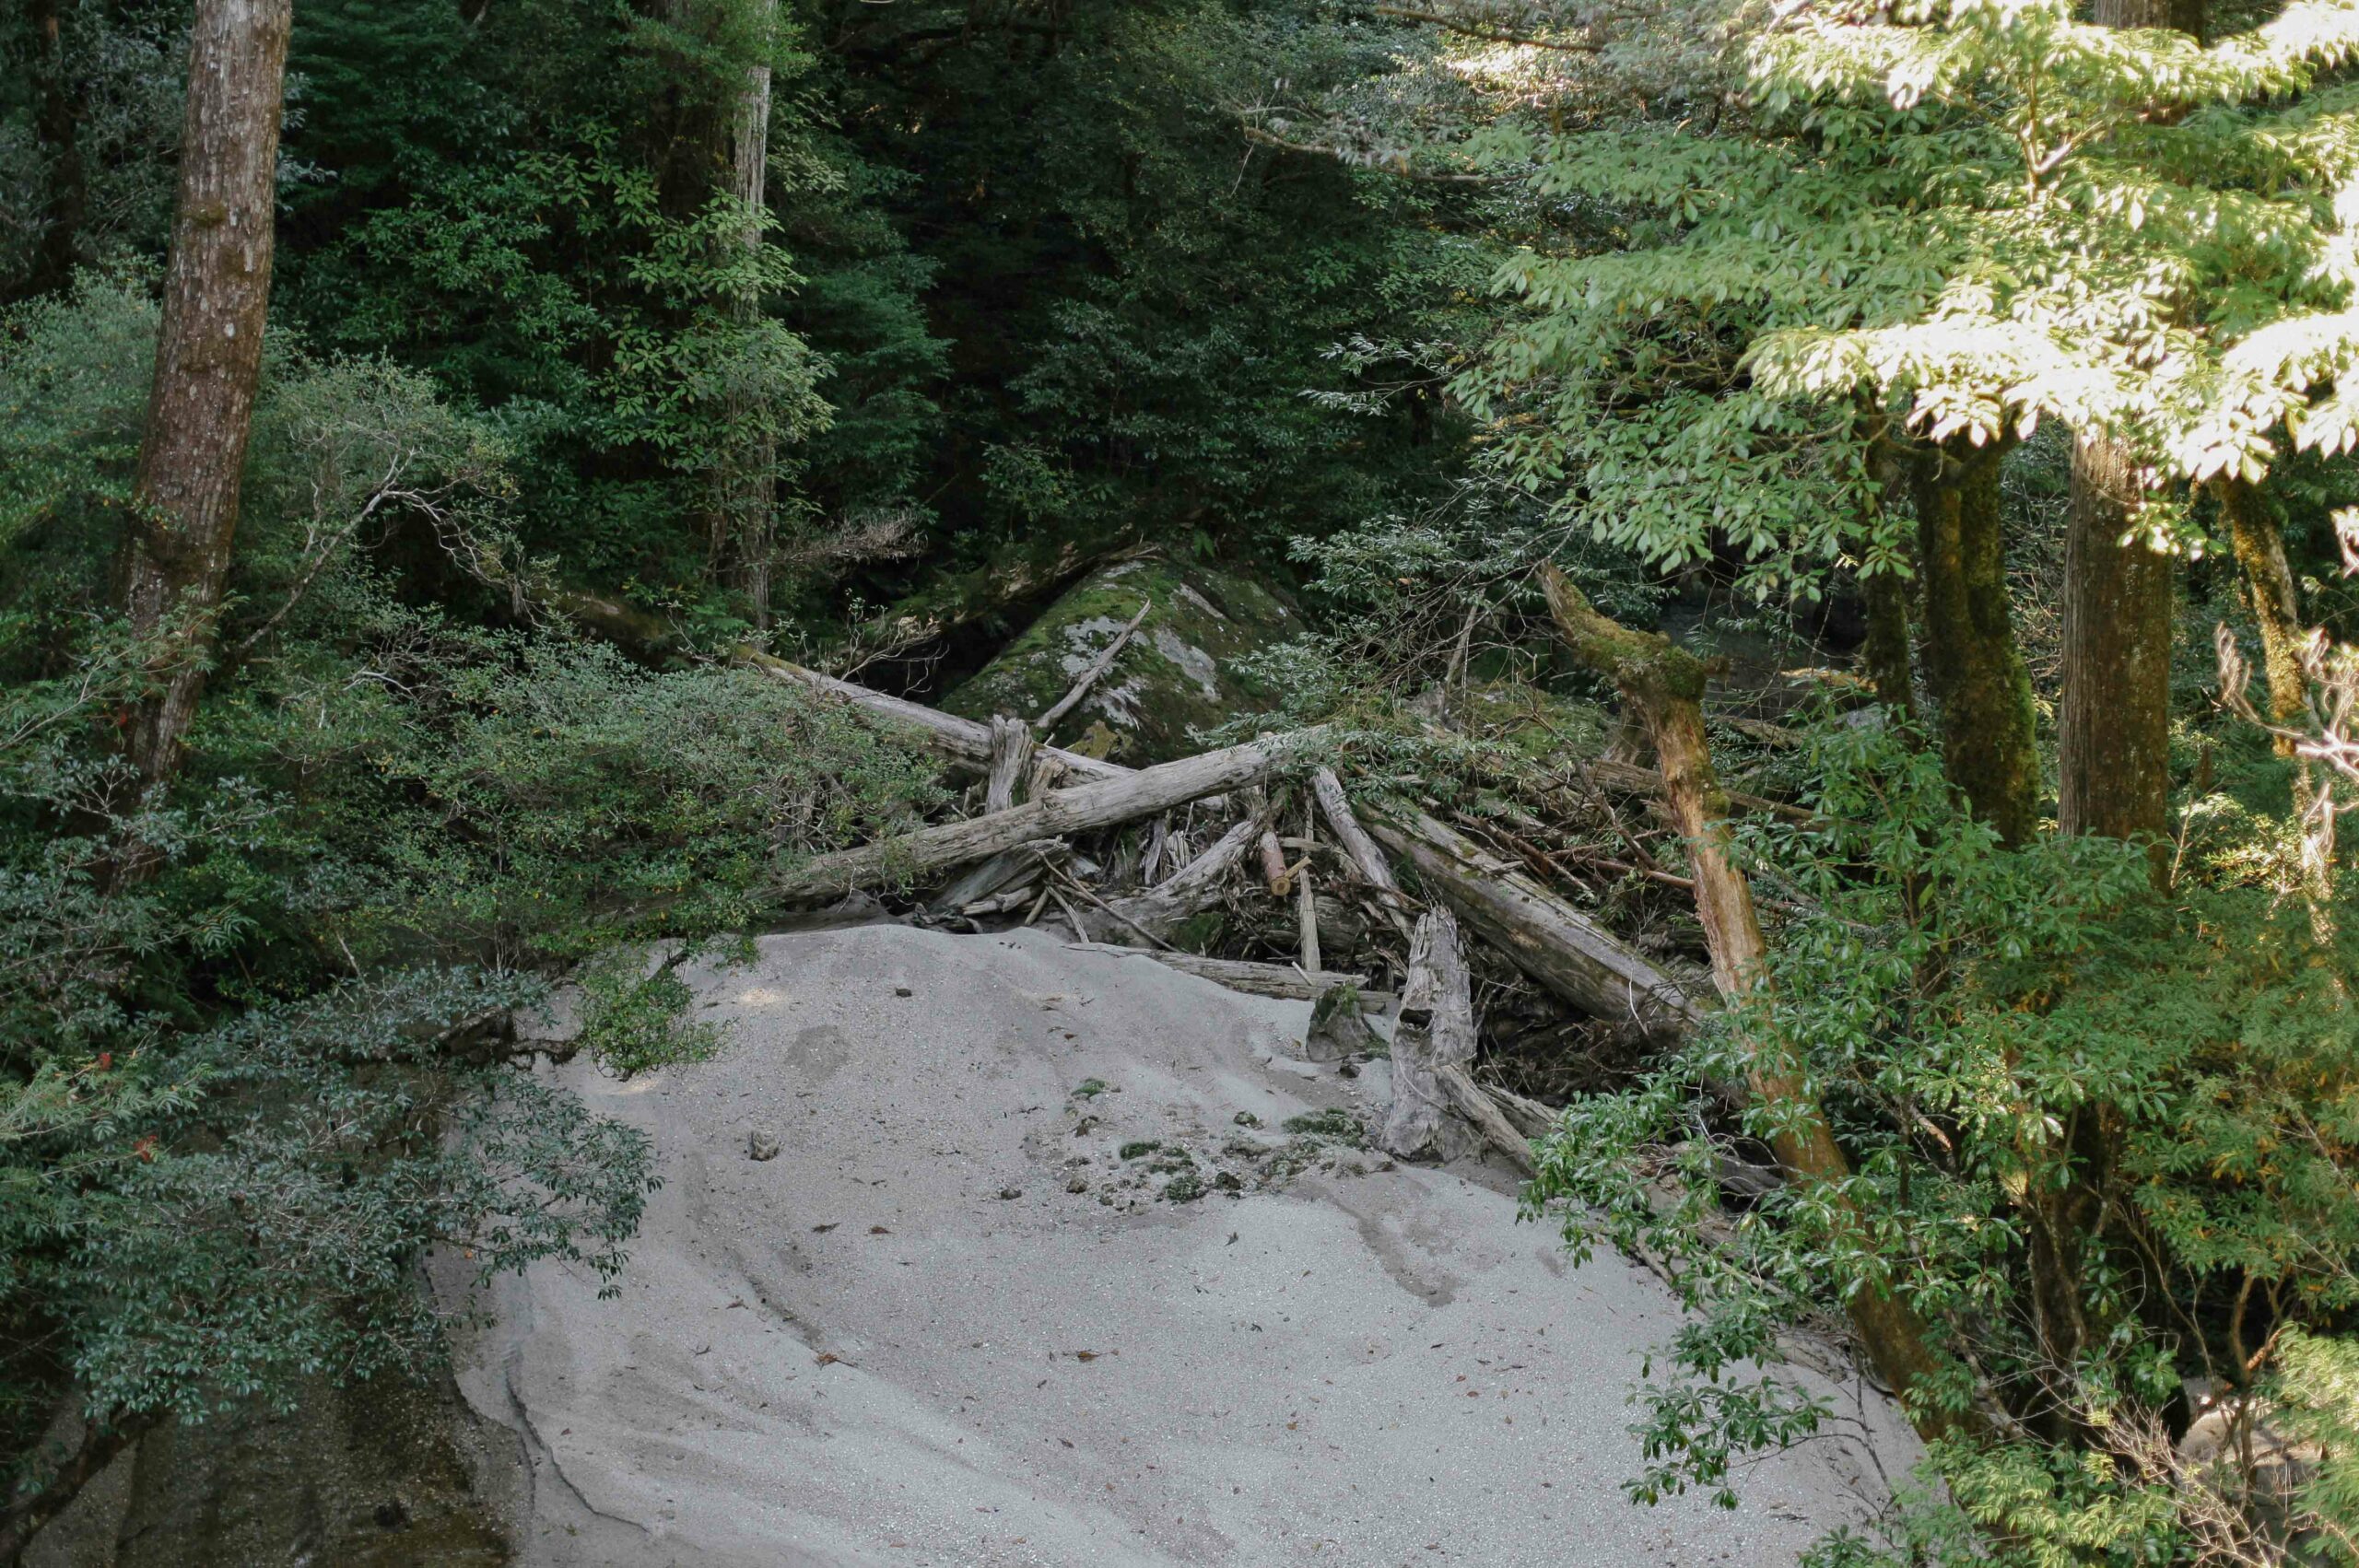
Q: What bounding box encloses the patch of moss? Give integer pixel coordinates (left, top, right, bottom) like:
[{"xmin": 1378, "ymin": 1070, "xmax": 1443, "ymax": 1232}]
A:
[
  {"xmin": 1465, "ymin": 680, "xmax": 1612, "ymax": 766},
  {"xmin": 1282, "ymin": 1108, "xmax": 1366, "ymax": 1146},
  {"xmin": 942, "ymin": 556, "xmax": 1297, "ymax": 762},
  {"xmin": 1119, "ymin": 1140, "xmax": 1162, "ymax": 1160},
  {"xmin": 1163, "ymin": 1171, "xmax": 1205, "ymax": 1203}
]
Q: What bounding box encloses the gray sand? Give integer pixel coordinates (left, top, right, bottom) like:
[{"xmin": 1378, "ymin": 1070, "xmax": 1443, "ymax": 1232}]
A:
[{"xmin": 449, "ymin": 924, "xmax": 1913, "ymax": 1566}]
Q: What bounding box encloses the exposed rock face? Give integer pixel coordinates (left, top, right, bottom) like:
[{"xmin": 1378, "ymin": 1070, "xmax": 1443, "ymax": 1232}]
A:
[
  {"xmin": 437, "ymin": 925, "xmax": 1911, "ymax": 1566},
  {"xmin": 29, "ymin": 928, "xmax": 1916, "ymax": 1568},
  {"xmin": 942, "ymin": 556, "xmax": 1296, "ymax": 763}
]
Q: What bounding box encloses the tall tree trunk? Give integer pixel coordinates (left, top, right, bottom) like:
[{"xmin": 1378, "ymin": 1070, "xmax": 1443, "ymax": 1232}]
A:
[
  {"xmin": 2057, "ymin": 0, "xmax": 2184, "ymax": 860},
  {"xmin": 1861, "ymin": 557, "xmax": 1918, "ymax": 723},
  {"xmin": 24, "ymin": 0, "xmax": 87, "ymax": 298},
  {"xmin": 1541, "ymin": 563, "xmax": 1981, "ymax": 1445},
  {"xmin": 1860, "ymin": 433, "xmax": 1920, "ymax": 724},
  {"xmin": 117, "ymin": 0, "xmax": 292, "ymax": 785},
  {"xmin": 710, "ymin": 0, "xmax": 779, "ymax": 626},
  {"xmin": 2216, "ymin": 478, "xmax": 2307, "ymax": 757},
  {"xmin": 1911, "ymin": 440, "xmax": 2040, "ymax": 845},
  {"xmin": 2058, "ymin": 433, "xmax": 2174, "ymax": 861}
]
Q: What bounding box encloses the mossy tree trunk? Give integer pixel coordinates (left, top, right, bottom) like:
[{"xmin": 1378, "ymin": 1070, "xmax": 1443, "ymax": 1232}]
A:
[
  {"xmin": 117, "ymin": 0, "xmax": 294, "ymax": 786},
  {"xmin": 1861, "ymin": 566, "xmax": 1918, "ymax": 723},
  {"xmin": 2059, "ymin": 433, "xmax": 2173, "ymax": 867},
  {"xmin": 1860, "ymin": 432, "xmax": 1920, "ymax": 724},
  {"xmin": 709, "ymin": 0, "xmax": 780, "ymax": 626},
  {"xmin": 2217, "ymin": 477, "xmax": 2308, "ymax": 757},
  {"xmin": 2057, "ymin": 0, "xmax": 2185, "ymax": 866},
  {"xmin": 1540, "ymin": 563, "xmax": 1979, "ymax": 1445},
  {"xmin": 1910, "ymin": 439, "xmax": 2040, "ymax": 846}
]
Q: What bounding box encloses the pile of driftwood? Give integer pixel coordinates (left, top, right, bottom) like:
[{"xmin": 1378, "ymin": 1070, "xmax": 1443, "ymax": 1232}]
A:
[{"xmin": 742, "ymin": 630, "xmax": 1724, "ymax": 1173}]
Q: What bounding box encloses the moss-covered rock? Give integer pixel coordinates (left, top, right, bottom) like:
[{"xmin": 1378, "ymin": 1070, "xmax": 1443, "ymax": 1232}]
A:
[{"xmin": 942, "ymin": 556, "xmax": 1297, "ymax": 763}]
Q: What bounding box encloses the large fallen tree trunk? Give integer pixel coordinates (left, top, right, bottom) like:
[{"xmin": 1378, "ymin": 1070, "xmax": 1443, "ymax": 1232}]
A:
[
  {"xmin": 1540, "ymin": 562, "xmax": 1978, "ymax": 1445},
  {"xmin": 1367, "ymin": 807, "xmax": 1708, "ymax": 1040},
  {"xmin": 765, "ymin": 734, "xmax": 1306, "ymax": 904}
]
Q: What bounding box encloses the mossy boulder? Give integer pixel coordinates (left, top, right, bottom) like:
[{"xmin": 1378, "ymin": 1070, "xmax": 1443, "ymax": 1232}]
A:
[{"xmin": 942, "ymin": 556, "xmax": 1297, "ymax": 763}]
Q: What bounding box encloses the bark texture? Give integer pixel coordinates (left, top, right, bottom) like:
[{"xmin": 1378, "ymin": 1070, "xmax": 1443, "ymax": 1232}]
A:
[
  {"xmin": 2217, "ymin": 477, "xmax": 2308, "ymax": 757},
  {"xmin": 2059, "ymin": 433, "xmax": 2173, "ymax": 858},
  {"xmin": 1379, "ymin": 910, "xmax": 1477, "ymax": 1161},
  {"xmin": 119, "ymin": 0, "xmax": 293, "ymax": 784},
  {"xmin": 1541, "ymin": 563, "xmax": 1975, "ymax": 1444},
  {"xmin": 1861, "ymin": 566, "xmax": 1919, "ymax": 721},
  {"xmin": 1911, "ymin": 441, "xmax": 2040, "ymax": 845},
  {"xmin": 710, "ymin": 0, "xmax": 780, "ymax": 624},
  {"xmin": 1365, "ymin": 808, "xmax": 1708, "ymax": 1039},
  {"xmin": 763, "ymin": 732, "xmax": 1308, "ymax": 902}
]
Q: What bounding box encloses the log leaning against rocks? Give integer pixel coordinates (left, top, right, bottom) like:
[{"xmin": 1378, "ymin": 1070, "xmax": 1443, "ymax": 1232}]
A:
[
  {"xmin": 1073, "ymin": 815, "xmax": 1265, "ymax": 945},
  {"xmin": 741, "ymin": 650, "xmax": 1131, "ymax": 784},
  {"xmin": 765, "ymin": 733, "xmax": 1306, "ymax": 904},
  {"xmin": 1367, "ymin": 807, "xmax": 1708, "ymax": 1041}
]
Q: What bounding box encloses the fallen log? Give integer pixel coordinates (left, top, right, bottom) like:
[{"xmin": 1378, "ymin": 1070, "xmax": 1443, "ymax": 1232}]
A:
[
  {"xmin": 1367, "ymin": 807, "xmax": 1708, "ymax": 1040},
  {"xmin": 1056, "ymin": 820, "xmax": 1264, "ymax": 942},
  {"xmin": 1066, "ymin": 815, "xmax": 1264, "ymax": 945},
  {"xmin": 738, "ymin": 650, "xmax": 1130, "ymax": 783},
  {"xmin": 1064, "ymin": 943, "xmax": 1391, "ymax": 1009},
  {"xmin": 766, "ymin": 734, "xmax": 1307, "ymax": 904},
  {"xmin": 1311, "ymin": 768, "xmax": 1414, "ymax": 935},
  {"xmin": 932, "ymin": 838, "xmax": 1066, "ymax": 914},
  {"xmin": 1437, "ymin": 1062, "xmax": 1536, "ymax": 1176}
]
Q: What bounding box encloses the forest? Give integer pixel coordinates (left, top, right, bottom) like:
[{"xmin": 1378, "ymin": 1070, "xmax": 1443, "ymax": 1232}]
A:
[{"xmin": 5, "ymin": 0, "xmax": 2359, "ymax": 1559}]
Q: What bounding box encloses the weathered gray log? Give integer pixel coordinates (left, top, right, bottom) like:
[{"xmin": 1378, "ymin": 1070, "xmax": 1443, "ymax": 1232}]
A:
[
  {"xmin": 1139, "ymin": 815, "xmax": 1170, "ymax": 884},
  {"xmin": 768, "ymin": 735, "xmax": 1304, "ymax": 903},
  {"xmin": 741, "ymin": 651, "xmax": 1130, "ymax": 783},
  {"xmin": 1311, "ymin": 769, "xmax": 1403, "ymax": 900},
  {"xmin": 1367, "ymin": 808, "xmax": 1707, "ymax": 1039},
  {"xmin": 1297, "ymin": 799, "xmax": 1323, "ymax": 976},
  {"xmin": 933, "ymin": 838, "xmax": 1065, "ymax": 914},
  {"xmin": 985, "ymin": 716, "xmax": 1034, "ymax": 813},
  {"xmin": 1436, "ymin": 1062, "xmax": 1536, "ymax": 1175},
  {"xmin": 1379, "ymin": 909, "xmax": 1476, "ymax": 1161},
  {"xmin": 1313, "ymin": 766, "xmax": 1413, "ymax": 937},
  {"xmin": 1036, "ymin": 596, "xmax": 1150, "ymax": 732},
  {"xmin": 1069, "ymin": 815, "xmax": 1262, "ymax": 944},
  {"xmin": 1484, "ymin": 1082, "xmax": 1559, "ymax": 1141},
  {"xmin": 1065, "ymin": 943, "xmax": 1391, "ymax": 1009}
]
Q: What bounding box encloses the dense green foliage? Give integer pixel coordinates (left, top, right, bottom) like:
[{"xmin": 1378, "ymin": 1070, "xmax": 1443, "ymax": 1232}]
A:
[{"xmin": 7, "ymin": 0, "xmax": 2359, "ymax": 1558}]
